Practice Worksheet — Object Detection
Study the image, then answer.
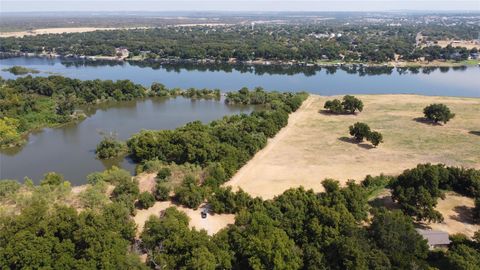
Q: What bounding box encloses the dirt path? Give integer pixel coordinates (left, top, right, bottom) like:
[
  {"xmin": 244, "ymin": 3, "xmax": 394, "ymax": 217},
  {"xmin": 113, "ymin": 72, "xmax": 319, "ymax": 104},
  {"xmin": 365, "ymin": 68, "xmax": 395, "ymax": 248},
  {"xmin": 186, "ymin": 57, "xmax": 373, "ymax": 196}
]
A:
[
  {"xmin": 224, "ymin": 94, "xmax": 480, "ymax": 199},
  {"xmin": 226, "ymin": 95, "xmax": 315, "ymax": 191}
]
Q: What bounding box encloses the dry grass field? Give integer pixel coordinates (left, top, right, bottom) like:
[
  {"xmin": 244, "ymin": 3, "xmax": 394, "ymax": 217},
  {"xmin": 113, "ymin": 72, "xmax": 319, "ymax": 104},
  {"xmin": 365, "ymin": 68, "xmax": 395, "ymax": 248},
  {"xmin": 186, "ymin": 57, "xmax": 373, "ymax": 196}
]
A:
[{"xmin": 226, "ymin": 94, "xmax": 480, "ymax": 199}]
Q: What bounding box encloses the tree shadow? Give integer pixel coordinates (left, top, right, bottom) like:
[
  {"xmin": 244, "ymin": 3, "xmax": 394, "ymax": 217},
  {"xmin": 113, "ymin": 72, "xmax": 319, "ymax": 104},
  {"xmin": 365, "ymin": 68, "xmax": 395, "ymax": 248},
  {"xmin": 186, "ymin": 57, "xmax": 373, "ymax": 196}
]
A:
[
  {"xmin": 469, "ymin": 131, "xmax": 480, "ymax": 136},
  {"xmin": 338, "ymin": 136, "xmax": 374, "ymax": 149},
  {"xmin": 450, "ymin": 205, "xmax": 474, "ymax": 224},
  {"xmin": 318, "ymin": 110, "xmax": 356, "ymax": 116},
  {"xmin": 369, "ymin": 195, "xmax": 399, "ymax": 210},
  {"xmin": 412, "ymin": 117, "xmax": 442, "ymax": 126}
]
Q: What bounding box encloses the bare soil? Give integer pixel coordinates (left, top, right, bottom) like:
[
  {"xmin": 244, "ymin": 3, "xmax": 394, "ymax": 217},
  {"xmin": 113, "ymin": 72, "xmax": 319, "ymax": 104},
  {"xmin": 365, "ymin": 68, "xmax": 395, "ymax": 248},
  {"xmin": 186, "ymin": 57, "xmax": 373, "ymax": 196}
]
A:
[
  {"xmin": 133, "ymin": 202, "xmax": 235, "ymax": 237},
  {"xmin": 426, "ymin": 192, "xmax": 480, "ymax": 237}
]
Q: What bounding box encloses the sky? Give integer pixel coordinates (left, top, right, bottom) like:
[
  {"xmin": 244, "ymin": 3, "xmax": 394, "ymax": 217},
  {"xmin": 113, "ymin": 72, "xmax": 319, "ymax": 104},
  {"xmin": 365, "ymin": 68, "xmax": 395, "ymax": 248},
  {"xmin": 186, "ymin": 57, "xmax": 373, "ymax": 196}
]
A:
[{"xmin": 1, "ymin": 0, "xmax": 479, "ymax": 13}]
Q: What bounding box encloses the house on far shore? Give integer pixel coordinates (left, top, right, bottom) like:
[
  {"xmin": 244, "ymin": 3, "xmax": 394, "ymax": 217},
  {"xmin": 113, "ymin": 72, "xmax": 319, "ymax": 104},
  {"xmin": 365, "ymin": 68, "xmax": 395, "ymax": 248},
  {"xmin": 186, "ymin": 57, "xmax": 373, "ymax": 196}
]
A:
[{"xmin": 416, "ymin": 229, "xmax": 451, "ymax": 249}]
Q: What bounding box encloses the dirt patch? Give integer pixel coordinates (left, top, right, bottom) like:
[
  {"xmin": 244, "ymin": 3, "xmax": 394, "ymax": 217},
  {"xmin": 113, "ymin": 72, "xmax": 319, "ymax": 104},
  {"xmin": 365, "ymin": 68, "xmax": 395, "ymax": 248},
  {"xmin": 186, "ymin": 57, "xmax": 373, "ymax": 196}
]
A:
[
  {"xmin": 225, "ymin": 94, "xmax": 480, "ymax": 199},
  {"xmin": 136, "ymin": 173, "xmax": 157, "ymax": 193},
  {"xmin": 427, "ymin": 192, "xmax": 480, "ymax": 237},
  {"xmin": 133, "ymin": 202, "xmax": 235, "ymax": 237}
]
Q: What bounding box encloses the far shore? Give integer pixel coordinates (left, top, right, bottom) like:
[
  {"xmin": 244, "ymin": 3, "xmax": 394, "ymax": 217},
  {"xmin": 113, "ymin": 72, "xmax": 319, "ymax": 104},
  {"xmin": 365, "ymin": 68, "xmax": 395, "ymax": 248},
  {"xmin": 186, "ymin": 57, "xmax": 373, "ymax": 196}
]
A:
[{"xmin": 2, "ymin": 52, "xmax": 479, "ymax": 68}]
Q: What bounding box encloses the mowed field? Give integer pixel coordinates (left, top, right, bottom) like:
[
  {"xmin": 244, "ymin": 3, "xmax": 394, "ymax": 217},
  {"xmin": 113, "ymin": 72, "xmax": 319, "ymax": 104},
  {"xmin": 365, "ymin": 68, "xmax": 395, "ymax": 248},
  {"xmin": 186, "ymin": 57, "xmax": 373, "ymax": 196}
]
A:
[{"xmin": 226, "ymin": 94, "xmax": 480, "ymax": 199}]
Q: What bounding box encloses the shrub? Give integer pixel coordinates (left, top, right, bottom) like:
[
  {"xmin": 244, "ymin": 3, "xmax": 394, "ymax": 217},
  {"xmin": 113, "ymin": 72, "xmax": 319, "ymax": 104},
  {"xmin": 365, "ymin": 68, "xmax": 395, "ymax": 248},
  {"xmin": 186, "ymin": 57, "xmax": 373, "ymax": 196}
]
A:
[
  {"xmin": 349, "ymin": 122, "xmax": 371, "ymax": 141},
  {"xmin": 0, "ymin": 180, "xmax": 21, "ymax": 198},
  {"xmin": 423, "ymin": 103, "xmax": 455, "ymax": 124},
  {"xmin": 40, "ymin": 172, "xmax": 66, "ymax": 186},
  {"xmin": 154, "ymin": 184, "xmax": 170, "ymax": 201},
  {"xmin": 174, "ymin": 175, "xmax": 206, "ymax": 209},
  {"xmin": 367, "ymin": 131, "xmax": 383, "ymax": 147},
  {"xmin": 156, "ymin": 167, "xmax": 172, "ymax": 181},
  {"xmin": 137, "ymin": 192, "xmax": 155, "ymax": 209},
  {"xmin": 95, "ymin": 134, "xmax": 127, "ymax": 159}
]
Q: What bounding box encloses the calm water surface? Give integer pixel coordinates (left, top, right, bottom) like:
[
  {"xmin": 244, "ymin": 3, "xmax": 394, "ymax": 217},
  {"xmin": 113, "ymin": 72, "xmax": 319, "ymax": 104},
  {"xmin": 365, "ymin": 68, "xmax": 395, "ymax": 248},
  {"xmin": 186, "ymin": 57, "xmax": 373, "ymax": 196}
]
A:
[
  {"xmin": 0, "ymin": 97, "xmax": 252, "ymax": 184},
  {"xmin": 1, "ymin": 57, "xmax": 479, "ymax": 97},
  {"xmin": 0, "ymin": 57, "xmax": 479, "ymax": 184}
]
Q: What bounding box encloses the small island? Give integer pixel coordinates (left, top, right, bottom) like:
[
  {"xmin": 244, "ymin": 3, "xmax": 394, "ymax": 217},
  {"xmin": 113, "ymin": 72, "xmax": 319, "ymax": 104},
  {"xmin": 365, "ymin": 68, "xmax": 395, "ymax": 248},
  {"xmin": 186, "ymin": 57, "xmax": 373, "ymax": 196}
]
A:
[{"xmin": 2, "ymin": 65, "xmax": 40, "ymax": 75}]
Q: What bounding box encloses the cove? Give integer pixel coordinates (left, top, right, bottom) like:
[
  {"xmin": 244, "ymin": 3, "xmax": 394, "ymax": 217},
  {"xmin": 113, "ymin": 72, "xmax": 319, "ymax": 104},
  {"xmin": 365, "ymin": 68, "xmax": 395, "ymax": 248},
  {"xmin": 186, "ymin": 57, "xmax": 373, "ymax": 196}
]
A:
[{"xmin": 0, "ymin": 97, "xmax": 252, "ymax": 184}]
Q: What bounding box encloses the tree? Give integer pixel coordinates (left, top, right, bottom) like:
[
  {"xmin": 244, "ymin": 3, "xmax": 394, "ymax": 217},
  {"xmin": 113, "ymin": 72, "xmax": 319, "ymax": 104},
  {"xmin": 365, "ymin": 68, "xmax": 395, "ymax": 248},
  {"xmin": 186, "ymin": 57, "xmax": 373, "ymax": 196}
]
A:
[
  {"xmin": 367, "ymin": 131, "xmax": 383, "ymax": 147},
  {"xmin": 474, "ymin": 197, "xmax": 480, "ymax": 222},
  {"xmin": 368, "ymin": 208, "xmax": 429, "ymax": 269},
  {"xmin": 324, "ymin": 99, "xmax": 343, "ymax": 113},
  {"xmin": 390, "ymin": 164, "xmax": 447, "ymax": 222},
  {"xmin": 349, "ymin": 122, "xmax": 371, "ymax": 141},
  {"xmin": 154, "ymin": 184, "xmax": 170, "ymax": 201},
  {"xmin": 156, "ymin": 167, "xmax": 171, "ymax": 181},
  {"xmin": 137, "ymin": 192, "xmax": 155, "ymax": 209},
  {"xmin": 95, "ymin": 133, "xmax": 127, "ymax": 159},
  {"xmin": 423, "ymin": 103, "xmax": 455, "ymax": 124},
  {"xmin": 342, "ymin": 95, "xmax": 364, "ymax": 114}
]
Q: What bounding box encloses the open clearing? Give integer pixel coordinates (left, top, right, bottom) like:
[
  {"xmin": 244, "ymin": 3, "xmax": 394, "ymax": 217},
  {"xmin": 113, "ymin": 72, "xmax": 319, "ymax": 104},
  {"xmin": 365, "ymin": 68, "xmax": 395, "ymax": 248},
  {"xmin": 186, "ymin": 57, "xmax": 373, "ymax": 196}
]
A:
[
  {"xmin": 133, "ymin": 201, "xmax": 235, "ymax": 237},
  {"xmin": 226, "ymin": 94, "xmax": 480, "ymax": 199},
  {"xmin": 428, "ymin": 192, "xmax": 480, "ymax": 237}
]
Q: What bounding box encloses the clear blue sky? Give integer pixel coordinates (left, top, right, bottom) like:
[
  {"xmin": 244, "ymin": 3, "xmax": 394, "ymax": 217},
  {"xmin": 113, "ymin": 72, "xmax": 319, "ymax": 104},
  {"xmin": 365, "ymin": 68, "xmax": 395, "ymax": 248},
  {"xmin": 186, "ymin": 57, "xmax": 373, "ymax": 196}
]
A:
[{"xmin": 1, "ymin": 0, "xmax": 479, "ymax": 12}]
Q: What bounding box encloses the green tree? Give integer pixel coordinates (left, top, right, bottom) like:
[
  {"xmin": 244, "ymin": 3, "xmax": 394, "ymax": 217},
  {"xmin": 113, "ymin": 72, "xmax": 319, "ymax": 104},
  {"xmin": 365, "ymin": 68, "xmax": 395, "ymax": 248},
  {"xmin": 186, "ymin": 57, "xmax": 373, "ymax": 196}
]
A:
[
  {"xmin": 154, "ymin": 184, "xmax": 170, "ymax": 201},
  {"xmin": 423, "ymin": 103, "xmax": 455, "ymax": 124},
  {"xmin": 156, "ymin": 167, "xmax": 172, "ymax": 181},
  {"xmin": 342, "ymin": 95, "xmax": 364, "ymax": 114},
  {"xmin": 390, "ymin": 164, "xmax": 447, "ymax": 222},
  {"xmin": 367, "ymin": 131, "xmax": 383, "ymax": 147},
  {"xmin": 324, "ymin": 99, "xmax": 344, "ymax": 113},
  {"xmin": 95, "ymin": 133, "xmax": 127, "ymax": 159},
  {"xmin": 349, "ymin": 122, "xmax": 371, "ymax": 141},
  {"xmin": 137, "ymin": 191, "xmax": 155, "ymax": 209},
  {"xmin": 369, "ymin": 208, "xmax": 429, "ymax": 269}
]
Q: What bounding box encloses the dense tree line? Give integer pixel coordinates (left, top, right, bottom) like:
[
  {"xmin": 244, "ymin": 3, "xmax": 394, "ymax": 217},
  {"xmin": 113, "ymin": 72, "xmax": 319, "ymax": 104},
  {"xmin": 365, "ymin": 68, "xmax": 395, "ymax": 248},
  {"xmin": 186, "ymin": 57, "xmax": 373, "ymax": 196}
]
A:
[
  {"xmin": 141, "ymin": 180, "xmax": 434, "ymax": 269},
  {"xmin": 1, "ymin": 24, "xmax": 477, "ymax": 63},
  {"xmin": 0, "ymin": 170, "xmax": 146, "ymax": 269},
  {"xmin": 0, "ymin": 75, "xmax": 227, "ymax": 148},
  {"xmin": 127, "ymin": 89, "xmax": 307, "ymax": 187},
  {"xmin": 2, "ymin": 163, "xmax": 480, "ymax": 269}
]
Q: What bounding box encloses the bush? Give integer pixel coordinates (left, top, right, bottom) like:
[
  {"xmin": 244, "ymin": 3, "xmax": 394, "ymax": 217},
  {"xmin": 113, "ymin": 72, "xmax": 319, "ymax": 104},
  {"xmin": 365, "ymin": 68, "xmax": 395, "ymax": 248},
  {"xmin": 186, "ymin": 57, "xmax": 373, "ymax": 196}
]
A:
[
  {"xmin": 0, "ymin": 180, "xmax": 21, "ymax": 198},
  {"xmin": 174, "ymin": 175, "xmax": 206, "ymax": 209},
  {"xmin": 137, "ymin": 192, "xmax": 155, "ymax": 209},
  {"xmin": 349, "ymin": 122, "xmax": 371, "ymax": 141},
  {"xmin": 95, "ymin": 134, "xmax": 127, "ymax": 159},
  {"xmin": 40, "ymin": 172, "xmax": 66, "ymax": 186},
  {"xmin": 367, "ymin": 131, "xmax": 383, "ymax": 147},
  {"xmin": 156, "ymin": 167, "xmax": 172, "ymax": 181},
  {"xmin": 154, "ymin": 184, "xmax": 170, "ymax": 201},
  {"xmin": 423, "ymin": 103, "xmax": 455, "ymax": 124}
]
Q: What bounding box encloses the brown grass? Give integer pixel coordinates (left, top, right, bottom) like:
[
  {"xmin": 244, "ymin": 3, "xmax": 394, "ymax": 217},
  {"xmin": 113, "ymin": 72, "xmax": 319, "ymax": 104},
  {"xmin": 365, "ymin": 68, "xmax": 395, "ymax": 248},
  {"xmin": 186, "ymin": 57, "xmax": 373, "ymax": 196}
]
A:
[
  {"xmin": 225, "ymin": 94, "xmax": 480, "ymax": 199},
  {"xmin": 425, "ymin": 192, "xmax": 480, "ymax": 237}
]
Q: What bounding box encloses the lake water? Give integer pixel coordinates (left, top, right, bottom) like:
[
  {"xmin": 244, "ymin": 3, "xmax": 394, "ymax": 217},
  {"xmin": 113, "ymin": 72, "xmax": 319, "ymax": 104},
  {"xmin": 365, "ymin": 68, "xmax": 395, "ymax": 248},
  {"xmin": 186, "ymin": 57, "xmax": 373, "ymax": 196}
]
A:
[
  {"xmin": 0, "ymin": 57, "xmax": 479, "ymax": 184},
  {"xmin": 1, "ymin": 57, "xmax": 479, "ymax": 97},
  {"xmin": 0, "ymin": 97, "xmax": 252, "ymax": 184}
]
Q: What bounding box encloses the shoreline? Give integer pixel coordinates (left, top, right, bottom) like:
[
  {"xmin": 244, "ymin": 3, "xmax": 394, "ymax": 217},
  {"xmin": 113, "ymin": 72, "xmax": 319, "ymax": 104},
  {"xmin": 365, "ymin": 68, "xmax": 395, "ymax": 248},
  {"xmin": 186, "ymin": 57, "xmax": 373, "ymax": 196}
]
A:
[{"xmin": 1, "ymin": 52, "xmax": 479, "ymax": 68}]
